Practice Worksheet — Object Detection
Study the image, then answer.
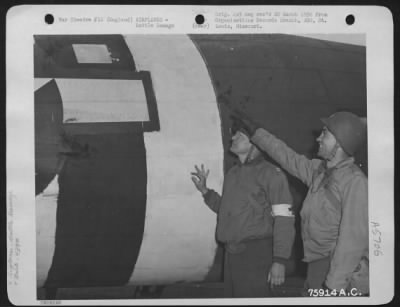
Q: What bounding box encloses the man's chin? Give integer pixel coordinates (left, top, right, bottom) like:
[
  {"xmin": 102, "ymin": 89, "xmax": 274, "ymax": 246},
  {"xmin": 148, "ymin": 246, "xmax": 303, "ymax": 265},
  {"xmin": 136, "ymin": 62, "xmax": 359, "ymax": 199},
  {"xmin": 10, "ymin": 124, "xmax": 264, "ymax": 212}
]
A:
[{"xmin": 317, "ymin": 150, "xmax": 325, "ymax": 159}]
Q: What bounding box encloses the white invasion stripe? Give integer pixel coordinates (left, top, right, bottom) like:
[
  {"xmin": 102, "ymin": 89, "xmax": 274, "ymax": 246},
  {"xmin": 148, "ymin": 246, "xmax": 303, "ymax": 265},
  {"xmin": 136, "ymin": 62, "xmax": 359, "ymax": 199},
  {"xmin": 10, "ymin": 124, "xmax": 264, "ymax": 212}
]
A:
[
  {"xmin": 72, "ymin": 44, "xmax": 113, "ymax": 64},
  {"xmin": 125, "ymin": 34, "xmax": 223, "ymax": 284},
  {"xmin": 271, "ymin": 204, "xmax": 294, "ymax": 217},
  {"xmin": 35, "ymin": 78, "xmax": 150, "ymax": 123}
]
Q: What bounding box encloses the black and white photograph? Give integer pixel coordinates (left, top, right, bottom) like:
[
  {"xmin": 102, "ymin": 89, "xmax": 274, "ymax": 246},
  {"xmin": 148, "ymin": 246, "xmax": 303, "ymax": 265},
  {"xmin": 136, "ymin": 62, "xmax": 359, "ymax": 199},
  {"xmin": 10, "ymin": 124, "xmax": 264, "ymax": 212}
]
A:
[{"xmin": 6, "ymin": 5, "xmax": 394, "ymax": 305}]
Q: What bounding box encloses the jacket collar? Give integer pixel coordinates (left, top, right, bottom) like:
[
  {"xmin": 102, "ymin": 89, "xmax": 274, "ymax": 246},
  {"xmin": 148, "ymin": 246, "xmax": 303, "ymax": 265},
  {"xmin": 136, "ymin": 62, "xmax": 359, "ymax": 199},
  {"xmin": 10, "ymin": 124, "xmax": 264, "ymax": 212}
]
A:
[
  {"xmin": 236, "ymin": 154, "xmax": 264, "ymax": 167},
  {"xmin": 319, "ymin": 157, "xmax": 355, "ymax": 174},
  {"xmin": 314, "ymin": 157, "xmax": 355, "ymax": 192},
  {"xmin": 335, "ymin": 157, "xmax": 355, "ymax": 168},
  {"xmin": 329, "ymin": 157, "xmax": 355, "ymax": 170}
]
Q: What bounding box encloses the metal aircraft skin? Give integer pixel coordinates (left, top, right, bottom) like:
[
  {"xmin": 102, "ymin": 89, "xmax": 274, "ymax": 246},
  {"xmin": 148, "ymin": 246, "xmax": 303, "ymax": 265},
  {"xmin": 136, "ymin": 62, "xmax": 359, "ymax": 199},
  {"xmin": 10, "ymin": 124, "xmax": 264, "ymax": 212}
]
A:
[{"xmin": 35, "ymin": 34, "xmax": 367, "ymax": 289}]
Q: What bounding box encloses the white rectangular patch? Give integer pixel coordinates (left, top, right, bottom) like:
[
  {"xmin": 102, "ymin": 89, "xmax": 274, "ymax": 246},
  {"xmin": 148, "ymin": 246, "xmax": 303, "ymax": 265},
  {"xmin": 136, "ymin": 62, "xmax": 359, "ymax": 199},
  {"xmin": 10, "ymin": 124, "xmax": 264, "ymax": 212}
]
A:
[
  {"xmin": 36, "ymin": 78, "xmax": 150, "ymax": 123},
  {"xmin": 72, "ymin": 44, "xmax": 113, "ymax": 64},
  {"xmin": 271, "ymin": 204, "xmax": 294, "ymax": 217}
]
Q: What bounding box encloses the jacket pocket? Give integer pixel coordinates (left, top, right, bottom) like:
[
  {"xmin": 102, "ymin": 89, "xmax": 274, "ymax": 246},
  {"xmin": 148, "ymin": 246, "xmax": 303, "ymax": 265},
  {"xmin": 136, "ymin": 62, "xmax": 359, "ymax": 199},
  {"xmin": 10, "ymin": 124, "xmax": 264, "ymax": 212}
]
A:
[
  {"xmin": 320, "ymin": 196, "xmax": 341, "ymax": 229},
  {"xmin": 308, "ymin": 204, "xmax": 339, "ymax": 249}
]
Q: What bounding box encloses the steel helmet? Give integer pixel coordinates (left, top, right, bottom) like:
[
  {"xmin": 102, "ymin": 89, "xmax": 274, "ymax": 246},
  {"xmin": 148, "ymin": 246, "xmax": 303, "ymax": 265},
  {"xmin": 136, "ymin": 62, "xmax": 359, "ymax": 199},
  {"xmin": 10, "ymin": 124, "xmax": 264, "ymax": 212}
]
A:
[{"xmin": 321, "ymin": 111, "xmax": 367, "ymax": 156}]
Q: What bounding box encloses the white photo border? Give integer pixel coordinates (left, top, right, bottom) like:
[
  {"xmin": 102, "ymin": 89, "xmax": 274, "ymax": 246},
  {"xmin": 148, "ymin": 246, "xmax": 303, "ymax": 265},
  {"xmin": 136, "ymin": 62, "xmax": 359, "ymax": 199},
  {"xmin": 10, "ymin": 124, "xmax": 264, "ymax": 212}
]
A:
[{"xmin": 6, "ymin": 5, "xmax": 394, "ymax": 305}]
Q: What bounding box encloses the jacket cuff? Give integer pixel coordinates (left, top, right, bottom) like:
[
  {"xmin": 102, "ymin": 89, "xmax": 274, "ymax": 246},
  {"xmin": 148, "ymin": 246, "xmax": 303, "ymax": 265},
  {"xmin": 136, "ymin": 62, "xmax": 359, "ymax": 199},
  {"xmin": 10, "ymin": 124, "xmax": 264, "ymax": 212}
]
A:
[
  {"xmin": 251, "ymin": 128, "xmax": 272, "ymax": 144},
  {"xmin": 273, "ymin": 256, "xmax": 289, "ymax": 266},
  {"xmin": 202, "ymin": 189, "xmax": 212, "ymax": 202}
]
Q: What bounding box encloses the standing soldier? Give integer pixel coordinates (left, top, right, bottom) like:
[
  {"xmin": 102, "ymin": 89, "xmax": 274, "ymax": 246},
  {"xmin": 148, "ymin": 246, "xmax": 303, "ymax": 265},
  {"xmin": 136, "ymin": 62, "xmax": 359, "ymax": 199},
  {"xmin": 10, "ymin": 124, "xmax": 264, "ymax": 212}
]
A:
[
  {"xmin": 235, "ymin": 111, "xmax": 369, "ymax": 295},
  {"xmin": 191, "ymin": 120, "xmax": 295, "ymax": 297}
]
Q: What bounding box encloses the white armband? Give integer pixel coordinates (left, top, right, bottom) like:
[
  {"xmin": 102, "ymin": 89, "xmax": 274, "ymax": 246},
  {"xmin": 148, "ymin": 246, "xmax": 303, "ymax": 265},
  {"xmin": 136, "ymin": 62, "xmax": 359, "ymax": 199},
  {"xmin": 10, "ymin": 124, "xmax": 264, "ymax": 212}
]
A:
[{"xmin": 271, "ymin": 204, "xmax": 294, "ymax": 217}]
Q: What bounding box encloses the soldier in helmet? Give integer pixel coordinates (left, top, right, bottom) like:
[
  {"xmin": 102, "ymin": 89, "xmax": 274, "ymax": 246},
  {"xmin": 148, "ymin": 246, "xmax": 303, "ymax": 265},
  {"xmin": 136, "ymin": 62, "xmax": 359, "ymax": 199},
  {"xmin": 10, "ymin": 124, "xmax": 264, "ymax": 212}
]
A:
[{"xmin": 234, "ymin": 111, "xmax": 369, "ymax": 296}]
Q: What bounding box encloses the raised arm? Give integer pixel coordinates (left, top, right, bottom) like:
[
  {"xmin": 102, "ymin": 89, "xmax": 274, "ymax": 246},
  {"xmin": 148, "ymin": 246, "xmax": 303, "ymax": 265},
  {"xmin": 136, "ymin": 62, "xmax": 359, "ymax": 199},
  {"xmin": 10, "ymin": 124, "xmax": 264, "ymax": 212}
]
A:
[
  {"xmin": 252, "ymin": 128, "xmax": 320, "ymax": 187},
  {"xmin": 232, "ymin": 113, "xmax": 320, "ymax": 186}
]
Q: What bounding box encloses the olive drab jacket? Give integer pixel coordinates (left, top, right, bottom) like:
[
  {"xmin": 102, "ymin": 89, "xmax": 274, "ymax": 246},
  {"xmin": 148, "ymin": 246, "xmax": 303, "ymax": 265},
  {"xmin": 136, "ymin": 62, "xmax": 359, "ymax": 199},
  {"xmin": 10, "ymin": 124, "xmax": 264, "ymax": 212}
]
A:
[
  {"xmin": 203, "ymin": 155, "xmax": 295, "ymax": 263},
  {"xmin": 251, "ymin": 128, "xmax": 369, "ymax": 292}
]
